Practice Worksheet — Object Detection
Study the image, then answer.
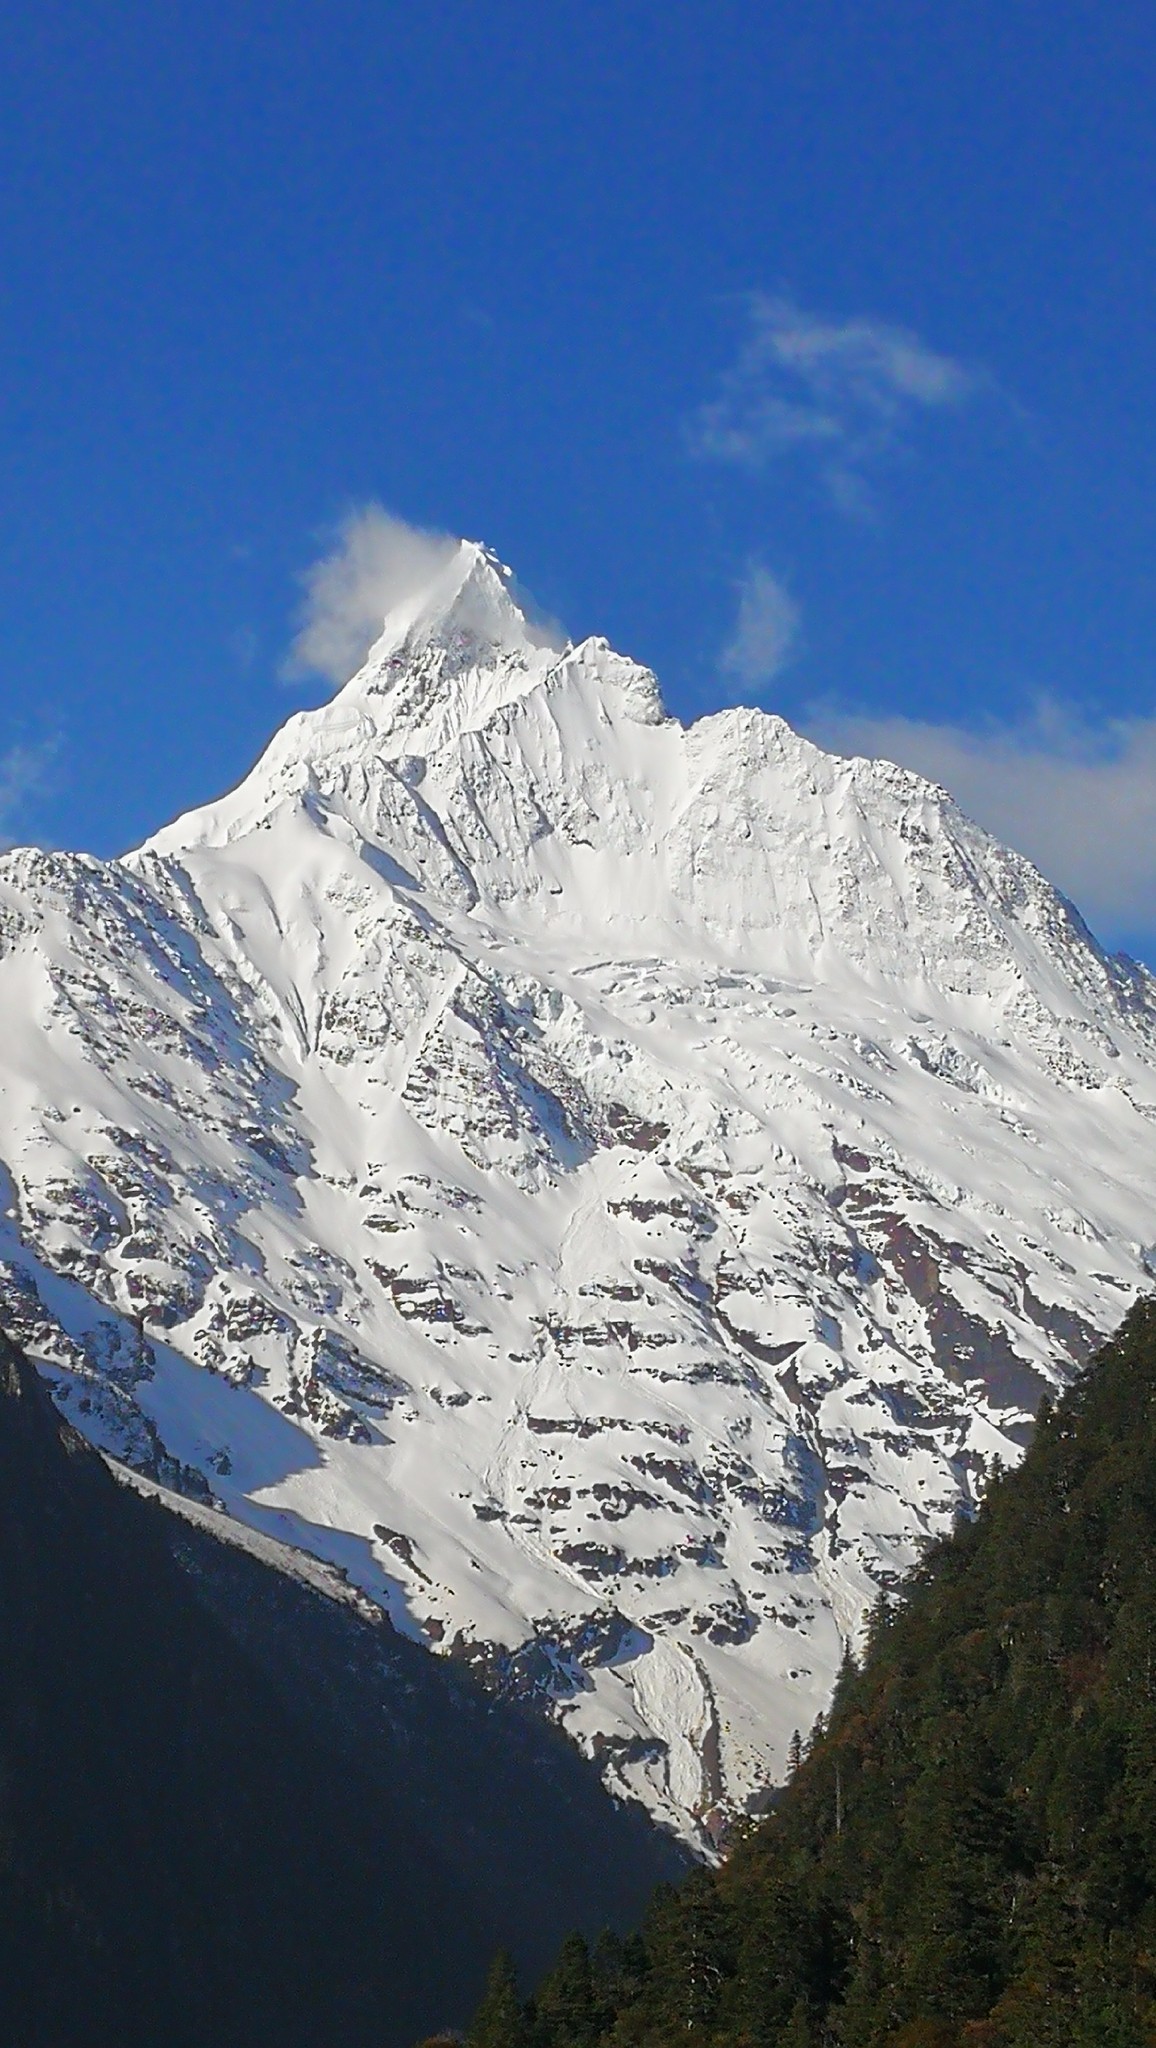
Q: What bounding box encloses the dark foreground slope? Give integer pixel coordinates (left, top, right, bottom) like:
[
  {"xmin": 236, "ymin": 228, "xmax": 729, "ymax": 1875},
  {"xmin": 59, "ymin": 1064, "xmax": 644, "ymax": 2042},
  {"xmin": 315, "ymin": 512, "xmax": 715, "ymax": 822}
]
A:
[
  {"xmin": 480, "ymin": 1296, "xmax": 1156, "ymax": 2047},
  {"xmin": 0, "ymin": 1330, "xmax": 683, "ymax": 2048}
]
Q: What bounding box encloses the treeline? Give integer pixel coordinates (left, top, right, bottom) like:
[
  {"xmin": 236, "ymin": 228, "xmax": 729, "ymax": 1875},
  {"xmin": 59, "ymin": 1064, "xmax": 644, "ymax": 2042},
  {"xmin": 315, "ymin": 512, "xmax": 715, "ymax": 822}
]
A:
[{"xmin": 461, "ymin": 1295, "xmax": 1156, "ymax": 2046}]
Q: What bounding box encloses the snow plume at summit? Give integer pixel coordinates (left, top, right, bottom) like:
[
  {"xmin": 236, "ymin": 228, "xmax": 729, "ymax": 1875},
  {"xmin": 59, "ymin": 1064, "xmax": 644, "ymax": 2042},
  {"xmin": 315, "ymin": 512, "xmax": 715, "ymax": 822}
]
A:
[{"xmin": 285, "ymin": 506, "xmax": 459, "ymax": 686}]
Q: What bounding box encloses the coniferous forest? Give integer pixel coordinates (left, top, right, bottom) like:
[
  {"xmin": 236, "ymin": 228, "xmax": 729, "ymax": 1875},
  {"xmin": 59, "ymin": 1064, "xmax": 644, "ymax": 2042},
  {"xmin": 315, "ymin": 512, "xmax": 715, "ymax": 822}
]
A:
[{"xmin": 462, "ymin": 1296, "xmax": 1156, "ymax": 2048}]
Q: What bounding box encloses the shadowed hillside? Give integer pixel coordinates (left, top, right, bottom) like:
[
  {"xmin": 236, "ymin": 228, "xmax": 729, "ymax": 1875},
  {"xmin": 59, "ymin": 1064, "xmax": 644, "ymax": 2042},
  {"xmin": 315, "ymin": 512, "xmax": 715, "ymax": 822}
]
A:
[{"xmin": 0, "ymin": 1329, "xmax": 683, "ymax": 2048}]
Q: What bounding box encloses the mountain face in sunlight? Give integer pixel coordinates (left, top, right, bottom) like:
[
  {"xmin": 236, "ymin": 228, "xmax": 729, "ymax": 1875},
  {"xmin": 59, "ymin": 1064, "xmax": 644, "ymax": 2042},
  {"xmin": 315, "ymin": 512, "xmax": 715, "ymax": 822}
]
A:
[{"xmin": 1, "ymin": 541, "xmax": 1155, "ymax": 1846}]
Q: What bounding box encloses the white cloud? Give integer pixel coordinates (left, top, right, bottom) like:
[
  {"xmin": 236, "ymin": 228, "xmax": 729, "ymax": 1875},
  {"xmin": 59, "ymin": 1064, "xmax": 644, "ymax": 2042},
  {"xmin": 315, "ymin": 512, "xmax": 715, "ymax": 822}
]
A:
[
  {"xmin": 721, "ymin": 563, "xmax": 801, "ymax": 687},
  {"xmin": 285, "ymin": 505, "xmax": 459, "ymax": 686},
  {"xmin": 690, "ymin": 294, "xmax": 977, "ymax": 510},
  {"xmin": 806, "ymin": 698, "xmax": 1156, "ymax": 945},
  {"xmin": 0, "ymin": 740, "xmax": 56, "ymax": 850}
]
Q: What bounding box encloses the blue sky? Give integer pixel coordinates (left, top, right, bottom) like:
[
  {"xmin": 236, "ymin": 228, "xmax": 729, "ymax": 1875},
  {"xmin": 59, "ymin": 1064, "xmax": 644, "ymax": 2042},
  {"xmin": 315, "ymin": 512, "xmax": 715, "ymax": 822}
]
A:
[{"xmin": 2, "ymin": 3, "xmax": 1155, "ymax": 958}]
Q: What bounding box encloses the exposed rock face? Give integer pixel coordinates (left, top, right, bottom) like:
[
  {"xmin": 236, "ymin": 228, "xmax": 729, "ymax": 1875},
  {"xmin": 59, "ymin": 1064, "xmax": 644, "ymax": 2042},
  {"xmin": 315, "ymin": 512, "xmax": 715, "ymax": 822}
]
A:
[{"xmin": 1, "ymin": 541, "xmax": 1155, "ymax": 1847}]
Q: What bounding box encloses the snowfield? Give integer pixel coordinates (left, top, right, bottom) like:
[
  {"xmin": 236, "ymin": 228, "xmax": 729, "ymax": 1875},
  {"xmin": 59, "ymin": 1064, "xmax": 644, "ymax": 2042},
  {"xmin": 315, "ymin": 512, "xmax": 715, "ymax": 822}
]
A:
[{"xmin": 2, "ymin": 541, "xmax": 1155, "ymax": 1847}]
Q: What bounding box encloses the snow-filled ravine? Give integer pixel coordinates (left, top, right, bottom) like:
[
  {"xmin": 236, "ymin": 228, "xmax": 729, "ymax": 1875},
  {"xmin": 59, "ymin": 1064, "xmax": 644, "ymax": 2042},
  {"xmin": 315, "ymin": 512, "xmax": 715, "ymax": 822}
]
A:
[{"xmin": 2, "ymin": 541, "xmax": 1155, "ymax": 1849}]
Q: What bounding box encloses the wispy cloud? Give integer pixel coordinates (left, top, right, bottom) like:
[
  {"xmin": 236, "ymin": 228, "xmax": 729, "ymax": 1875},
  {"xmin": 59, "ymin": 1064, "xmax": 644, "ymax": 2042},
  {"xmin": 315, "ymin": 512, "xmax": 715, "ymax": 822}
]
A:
[
  {"xmin": 807, "ymin": 698, "xmax": 1156, "ymax": 945},
  {"xmin": 0, "ymin": 740, "xmax": 56, "ymax": 850},
  {"xmin": 285, "ymin": 505, "xmax": 458, "ymax": 686},
  {"xmin": 721, "ymin": 563, "xmax": 801, "ymax": 688},
  {"xmin": 690, "ymin": 294, "xmax": 978, "ymax": 512}
]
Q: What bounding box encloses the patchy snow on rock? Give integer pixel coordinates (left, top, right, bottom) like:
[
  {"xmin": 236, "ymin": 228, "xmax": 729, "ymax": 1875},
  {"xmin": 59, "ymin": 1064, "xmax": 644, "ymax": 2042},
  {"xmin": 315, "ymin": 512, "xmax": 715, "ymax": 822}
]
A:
[{"xmin": 1, "ymin": 538, "xmax": 1155, "ymax": 1848}]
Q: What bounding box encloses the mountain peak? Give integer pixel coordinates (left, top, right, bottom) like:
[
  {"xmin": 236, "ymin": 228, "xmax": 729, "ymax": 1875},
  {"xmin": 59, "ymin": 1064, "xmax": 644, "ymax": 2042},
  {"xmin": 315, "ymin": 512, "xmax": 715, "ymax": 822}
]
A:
[
  {"xmin": 328, "ymin": 537, "xmax": 570, "ymax": 756},
  {"xmin": 141, "ymin": 540, "xmax": 574, "ymax": 852},
  {"xmin": 349, "ymin": 539, "xmax": 563, "ymax": 688}
]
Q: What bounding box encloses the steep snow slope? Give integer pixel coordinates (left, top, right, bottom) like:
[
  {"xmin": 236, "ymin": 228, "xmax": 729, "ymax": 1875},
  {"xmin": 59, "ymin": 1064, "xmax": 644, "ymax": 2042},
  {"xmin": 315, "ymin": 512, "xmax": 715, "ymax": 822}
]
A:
[{"xmin": 2, "ymin": 541, "xmax": 1155, "ymax": 1847}]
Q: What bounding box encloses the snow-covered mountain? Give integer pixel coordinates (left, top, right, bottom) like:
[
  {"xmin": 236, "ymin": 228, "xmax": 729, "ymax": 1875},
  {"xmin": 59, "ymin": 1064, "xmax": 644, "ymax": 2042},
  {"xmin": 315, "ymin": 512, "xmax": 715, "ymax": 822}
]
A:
[{"xmin": 2, "ymin": 540, "xmax": 1155, "ymax": 1848}]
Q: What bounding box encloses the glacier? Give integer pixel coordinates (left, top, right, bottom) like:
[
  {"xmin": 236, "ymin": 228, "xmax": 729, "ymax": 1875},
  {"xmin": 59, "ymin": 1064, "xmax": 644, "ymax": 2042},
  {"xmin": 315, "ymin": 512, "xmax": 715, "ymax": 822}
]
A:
[{"xmin": 1, "ymin": 538, "xmax": 1154, "ymax": 1848}]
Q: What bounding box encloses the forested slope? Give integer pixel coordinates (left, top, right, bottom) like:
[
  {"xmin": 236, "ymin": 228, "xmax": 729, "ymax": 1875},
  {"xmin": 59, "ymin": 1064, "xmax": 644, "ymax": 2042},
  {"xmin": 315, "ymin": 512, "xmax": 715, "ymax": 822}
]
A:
[{"xmin": 473, "ymin": 1296, "xmax": 1156, "ymax": 2047}]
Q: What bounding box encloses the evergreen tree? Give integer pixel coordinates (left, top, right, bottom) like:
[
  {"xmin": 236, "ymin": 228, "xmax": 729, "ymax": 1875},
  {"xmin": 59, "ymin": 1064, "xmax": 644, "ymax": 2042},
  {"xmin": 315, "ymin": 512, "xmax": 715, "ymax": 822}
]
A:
[
  {"xmin": 530, "ymin": 1932, "xmax": 599, "ymax": 2048},
  {"xmin": 626, "ymin": 1869, "xmax": 734, "ymax": 2039},
  {"xmin": 470, "ymin": 1951, "xmax": 530, "ymax": 2048}
]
